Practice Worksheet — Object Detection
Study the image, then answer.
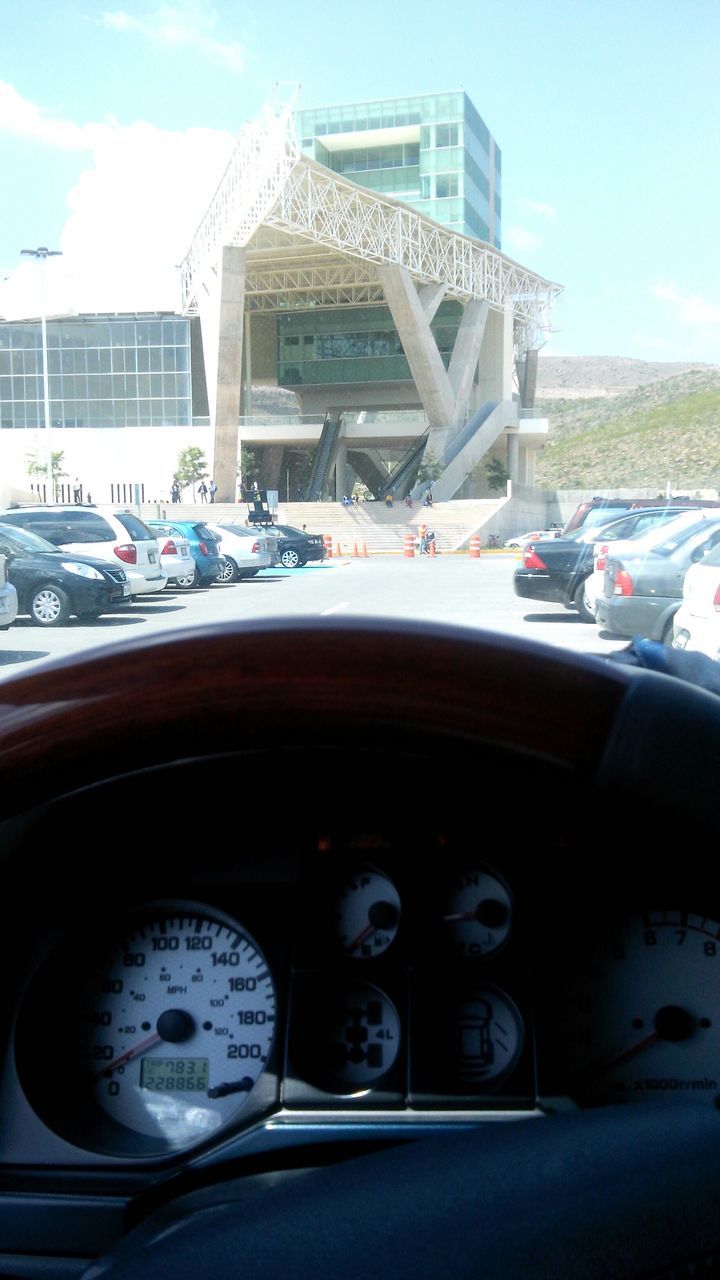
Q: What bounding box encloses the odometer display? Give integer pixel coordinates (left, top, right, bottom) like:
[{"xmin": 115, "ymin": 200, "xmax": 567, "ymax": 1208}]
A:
[{"xmin": 140, "ymin": 1058, "xmax": 209, "ymax": 1092}]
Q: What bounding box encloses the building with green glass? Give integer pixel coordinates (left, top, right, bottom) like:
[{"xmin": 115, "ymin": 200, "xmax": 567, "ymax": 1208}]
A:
[{"xmin": 297, "ymin": 91, "xmax": 501, "ymax": 248}]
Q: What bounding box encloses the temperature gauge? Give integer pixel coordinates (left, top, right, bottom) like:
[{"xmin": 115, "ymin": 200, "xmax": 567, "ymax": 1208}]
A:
[{"xmin": 336, "ymin": 868, "xmax": 401, "ymax": 959}]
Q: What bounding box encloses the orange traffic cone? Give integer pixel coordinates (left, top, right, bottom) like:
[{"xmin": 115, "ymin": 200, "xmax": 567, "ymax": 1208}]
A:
[
  {"xmin": 429, "ymin": 538, "xmax": 436, "ymax": 558},
  {"xmin": 335, "ymin": 541, "xmax": 342, "ymax": 558},
  {"xmin": 362, "ymin": 542, "xmax": 368, "ymax": 557},
  {"xmin": 324, "ymin": 535, "xmax": 332, "ymax": 559},
  {"xmin": 353, "ymin": 542, "xmax": 359, "ymax": 557}
]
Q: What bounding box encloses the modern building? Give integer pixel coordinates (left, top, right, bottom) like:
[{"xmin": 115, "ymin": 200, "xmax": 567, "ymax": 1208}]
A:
[
  {"xmin": 0, "ymin": 90, "xmax": 560, "ymax": 505},
  {"xmin": 297, "ymin": 91, "xmax": 501, "ymax": 248}
]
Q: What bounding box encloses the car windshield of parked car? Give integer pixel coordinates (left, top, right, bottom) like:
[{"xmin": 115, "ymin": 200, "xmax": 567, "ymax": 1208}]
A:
[
  {"xmin": 0, "ymin": 524, "xmax": 59, "ymax": 557},
  {"xmin": 647, "ymin": 520, "xmax": 720, "ymax": 559}
]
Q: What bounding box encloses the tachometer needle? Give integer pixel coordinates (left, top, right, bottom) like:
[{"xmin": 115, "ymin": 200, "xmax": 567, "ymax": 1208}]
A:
[
  {"xmin": 94, "ymin": 1031, "xmax": 162, "ymax": 1079},
  {"xmin": 598, "ymin": 1030, "xmax": 660, "ymax": 1072},
  {"xmin": 348, "ymin": 921, "xmax": 375, "ymax": 952}
]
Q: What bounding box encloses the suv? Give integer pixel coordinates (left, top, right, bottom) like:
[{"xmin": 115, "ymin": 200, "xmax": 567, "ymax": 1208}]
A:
[
  {"xmin": 561, "ymin": 495, "xmax": 720, "ymax": 537},
  {"xmin": 0, "ymin": 507, "xmax": 166, "ymax": 596}
]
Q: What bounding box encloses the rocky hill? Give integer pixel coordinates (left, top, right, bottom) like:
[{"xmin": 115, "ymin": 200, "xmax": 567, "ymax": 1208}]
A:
[
  {"xmin": 535, "ymin": 367, "xmax": 720, "ymax": 491},
  {"xmin": 536, "ymin": 355, "xmax": 719, "ymax": 399}
]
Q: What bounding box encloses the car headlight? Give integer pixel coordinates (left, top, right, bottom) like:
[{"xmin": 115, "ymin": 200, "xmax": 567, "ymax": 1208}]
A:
[{"xmin": 60, "ymin": 562, "xmax": 105, "ymax": 581}]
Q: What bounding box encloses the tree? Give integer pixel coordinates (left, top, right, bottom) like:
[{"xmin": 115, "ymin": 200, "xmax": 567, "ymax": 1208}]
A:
[
  {"xmin": 237, "ymin": 446, "xmax": 259, "ymax": 488},
  {"xmin": 416, "ymin": 449, "xmax": 444, "ymax": 487},
  {"xmin": 176, "ymin": 447, "xmax": 208, "ymax": 499},
  {"xmin": 485, "ymin": 456, "xmax": 511, "ymax": 492},
  {"xmin": 25, "ymin": 450, "xmax": 67, "ymax": 498}
]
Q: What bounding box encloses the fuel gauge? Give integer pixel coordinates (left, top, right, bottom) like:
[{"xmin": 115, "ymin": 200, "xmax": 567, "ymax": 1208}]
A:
[
  {"xmin": 336, "ymin": 868, "xmax": 401, "ymax": 959},
  {"xmin": 443, "ymin": 866, "xmax": 512, "ymax": 958}
]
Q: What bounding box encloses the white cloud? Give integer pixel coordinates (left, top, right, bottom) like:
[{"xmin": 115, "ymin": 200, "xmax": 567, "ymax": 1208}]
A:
[
  {"xmin": 517, "ymin": 197, "xmax": 557, "ymax": 221},
  {"xmin": 102, "ymin": 2, "xmax": 245, "ymax": 73},
  {"xmin": 652, "ymin": 281, "xmax": 720, "ymax": 326},
  {"xmin": 503, "ymin": 226, "xmax": 542, "ymax": 253},
  {"xmin": 0, "ymin": 84, "xmax": 235, "ymax": 315}
]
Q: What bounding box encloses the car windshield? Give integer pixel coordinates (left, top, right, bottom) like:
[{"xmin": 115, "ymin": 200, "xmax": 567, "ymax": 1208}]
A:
[
  {"xmin": 0, "ymin": 523, "xmax": 58, "ymax": 557},
  {"xmin": 2, "ymin": 9, "xmax": 720, "ymax": 1277}
]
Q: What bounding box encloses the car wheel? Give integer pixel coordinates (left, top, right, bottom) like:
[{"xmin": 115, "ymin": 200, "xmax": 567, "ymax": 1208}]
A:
[
  {"xmin": 175, "ymin": 569, "xmax": 200, "ymax": 589},
  {"xmin": 30, "ymin": 585, "xmax": 72, "ymax": 627},
  {"xmin": 217, "ymin": 558, "xmax": 239, "ymax": 583},
  {"xmin": 280, "ymin": 549, "xmax": 302, "ymax": 568},
  {"xmin": 573, "ymin": 579, "xmax": 596, "ymax": 623}
]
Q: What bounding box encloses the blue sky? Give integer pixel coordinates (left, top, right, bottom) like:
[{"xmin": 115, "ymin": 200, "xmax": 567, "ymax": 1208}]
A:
[{"xmin": 1, "ymin": 0, "xmax": 719, "ymax": 361}]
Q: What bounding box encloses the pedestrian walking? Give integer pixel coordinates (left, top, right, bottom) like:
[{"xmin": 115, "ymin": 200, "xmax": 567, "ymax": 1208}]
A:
[
  {"xmin": 171, "ymin": 481, "xmax": 181, "ymax": 504},
  {"xmin": 208, "ymin": 478, "xmax": 218, "ymax": 503},
  {"xmin": 404, "ymin": 494, "xmax": 413, "ymax": 509},
  {"xmin": 73, "ymin": 478, "xmax": 82, "ymax": 504},
  {"xmin": 198, "ymin": 481, "xmax": 208, "ymax": 503}
]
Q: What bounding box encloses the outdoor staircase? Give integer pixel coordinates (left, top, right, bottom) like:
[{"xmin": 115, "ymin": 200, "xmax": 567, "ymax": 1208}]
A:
[{"xmin": 135, "ymin": 499, "xmax": 507, "ymax": 554}]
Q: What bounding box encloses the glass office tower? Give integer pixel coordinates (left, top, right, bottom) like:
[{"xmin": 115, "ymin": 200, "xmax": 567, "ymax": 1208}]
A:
[{"xmin": 297, "ymin": 91, "xmax": 501, "ymax": 248}]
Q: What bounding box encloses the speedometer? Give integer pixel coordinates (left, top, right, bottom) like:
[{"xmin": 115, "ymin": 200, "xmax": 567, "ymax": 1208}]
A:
[{"xmin": 16, "ymin": 903, "xmax": 278, "ymax": 1156}]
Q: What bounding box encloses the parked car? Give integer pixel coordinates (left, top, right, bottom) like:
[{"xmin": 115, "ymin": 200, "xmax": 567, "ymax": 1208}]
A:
[
  {"xmin": 672, "ymin": 539, "xmax": 720, "ymax": 659},
  {"xmin": 503, "ymin": 528, "xmax": 560, "ymax": 549},
  {"xmin": 146, "ymin": 519, "xmax": 225, "ymax": 587},
  {"xmin": 0, "ymin": 506, "xmax": 166, "ymax": 596},
  {"xmin": 0, "ymin": 550, "xmax": 18, "ymax": 630},
  {"xmin": 514, "ymin": 506, "xmax": 711, "ymax": 622},
  {"xmin": 0, "ymin": 522, "xmax": 131, "ymax": 625},
  {"xmin": 583, "ymin": 510, "xmax": 714, "ymax": 620},
  {"xmin": 271, "ymin": 524, "xmax": 327, "ymax": 568},
  {"xmin": 596, "ymin": 516, "xmax": 720, "ymax": 641},
  {"xmin": 560, "ymin": 494, "xmax": 720, "ymax": 536},
  {"xmin": 206, "ymin": 522, "xmax": 273, "ymax": 581},
  {"xmin": 151, "ymin": 530, "xmax": 195, "ymax": 585}
]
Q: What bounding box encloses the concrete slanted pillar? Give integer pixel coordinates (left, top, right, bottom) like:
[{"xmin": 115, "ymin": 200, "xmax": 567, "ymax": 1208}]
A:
[
  {"xmin": 377, "ymin": 264, "xmax": 456, "ymax": 452},
  {"xmin": 516, "ymin": 348, "xmax": 539, "ymax": 409},
  {"xmin": 448, "ymin": 300, "xmax": 488, "ymax": 421},
  {"xmin": 200, "ymin": 245, "xmax": 245, "ymax": 504},
  {"xmin": 417, "ymin": 282, "xmax": 446, "ymax": 322}
]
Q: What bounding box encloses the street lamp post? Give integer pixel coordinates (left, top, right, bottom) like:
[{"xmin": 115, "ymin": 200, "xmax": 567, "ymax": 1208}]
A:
[{"xmin": 21, "ymin": 247, "xmax": 62, "ymax": 503}]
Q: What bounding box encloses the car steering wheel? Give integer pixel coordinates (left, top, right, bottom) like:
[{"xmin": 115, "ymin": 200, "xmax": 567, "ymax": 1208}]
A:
[{"xmin": 1, "ymin": 618, "xmax": 719, "ymax": 1279}]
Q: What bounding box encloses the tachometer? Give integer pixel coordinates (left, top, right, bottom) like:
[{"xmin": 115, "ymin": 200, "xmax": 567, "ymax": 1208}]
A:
[
  {"xmin": 16, "ymin": 903, "xmax": 278, "ymax": 1156},
  {"xmin": 558, "ymin": 911, "xmax": 720, "ymax": 1106}
]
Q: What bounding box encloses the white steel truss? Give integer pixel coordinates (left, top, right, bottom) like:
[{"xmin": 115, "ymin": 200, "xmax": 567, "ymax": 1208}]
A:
[{"xmin": 181, "ymin": 97, "xmax": 562, "ymax": 352}]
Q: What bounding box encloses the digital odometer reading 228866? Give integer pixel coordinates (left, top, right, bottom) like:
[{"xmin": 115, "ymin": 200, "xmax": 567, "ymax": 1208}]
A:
[{"xmin": 85, "ymin": 906, "xmax": 277, "ymax": 1149}]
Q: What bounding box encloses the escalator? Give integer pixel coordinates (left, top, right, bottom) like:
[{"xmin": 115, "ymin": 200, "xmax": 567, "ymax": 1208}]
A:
[
  {"xmin": 374, "ymin": 431, "xmax": 430, "ymax": 500},
  {"xmin": 306, "ymin": 410, "xmax": 344, "ymax": 501}
]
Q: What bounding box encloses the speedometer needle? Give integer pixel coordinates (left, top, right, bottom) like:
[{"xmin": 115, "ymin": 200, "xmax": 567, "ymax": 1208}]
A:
[
  {"xmin": 94, "ymin": 1031, "xmax": 162, "ymax": 1079},
  {"xmin": 348, "ymin": 922, "xmax": 375, "ymax": 952}
]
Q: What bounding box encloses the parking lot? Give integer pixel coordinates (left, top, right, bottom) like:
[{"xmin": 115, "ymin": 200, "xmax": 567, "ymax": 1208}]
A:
[{"xmin": 0, "ymin": 554, "xmax": 629, "ymax": 681}]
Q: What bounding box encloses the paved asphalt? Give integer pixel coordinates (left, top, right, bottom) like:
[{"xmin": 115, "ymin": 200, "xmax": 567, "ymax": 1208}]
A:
[{"xmin": 0, "ymin": 553, "xmax": 629, "ymax": 682}]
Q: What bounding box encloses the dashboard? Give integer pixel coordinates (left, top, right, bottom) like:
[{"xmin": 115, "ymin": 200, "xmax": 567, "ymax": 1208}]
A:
[{"xmin": 0, "ymin": 619, "xmax": 719, "ymax": 1277}]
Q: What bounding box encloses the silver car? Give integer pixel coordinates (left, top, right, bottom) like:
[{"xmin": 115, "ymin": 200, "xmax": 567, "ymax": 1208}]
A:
[
  {"xmin": 208, "ymin": 522, "xmax": 274, "ymax": 582},
  {"xmin": 0, "ymin": 553, "xmax": 18, "ymax": 631}
]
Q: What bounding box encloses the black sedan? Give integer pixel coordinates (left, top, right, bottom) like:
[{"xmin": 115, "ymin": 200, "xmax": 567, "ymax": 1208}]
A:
[
  {"xmin": 0, "ymin": 523, "xmax": 131, "ymax": 626},
  {"xmin": 272, "ymin": 524, "xmax": 326, "ymax": 569},
  {"xmin": 513, "ymin": 506, "xmax": 710, "ymax": 622},
  {"xmin": 596, "ymin": 516, "xmax": 720, "ymax": 642}
]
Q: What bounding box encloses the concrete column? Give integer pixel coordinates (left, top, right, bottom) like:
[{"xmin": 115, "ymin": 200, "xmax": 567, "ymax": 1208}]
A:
[
  {"xmin": 334, "ymin": 438, "xmax": 348, "ymax": 500},
  {"xmin": 201, "ymin": 246, "xmax": 245, "ymax": 503},
  {"xmin": 507, "ymin": 432, "xmax": 519, "ymax": 480},
  {"xmin": 477, "ymin": 303, "xmax": 514, "ymax": 405},
  {"xmin": 516, "ymin": 347, "xmax": 539, "ymax": 409},
  {"xmin": 377, "ymin": 264, "xmax": 456, "ymax": 450},
  {"xmin": 262, "ymin": 444, "xmax": 285, "ymax": 492},
  {"xmin": 448, "ymin": 300, "xmax": 488, "ymax": 422}
]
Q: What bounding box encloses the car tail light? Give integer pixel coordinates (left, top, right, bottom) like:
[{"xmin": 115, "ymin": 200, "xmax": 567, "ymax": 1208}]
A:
[
  {"xmin": 596, "ymin": 544, "xmax": 609, "ymax": 571},
  {"xmin": 713, "ymin": 584, "xmax": 720, "ymax": 612},
  {"xmin": 613, "ymin": 569, "xmax": 634, "ymax": 596},
  {"xmin": 199, "ymin": 541, "xmax": 209, "ymax": 556},
  {"xmin": 162, "ymin": 539, "xmax": 178, "ymax": 555},
  {"xmin": 251, "ymin": 542, "xmax": 260, "ymax": 553},
  {"xmin": 523, "ymin": 545, "xmax": 548, "ymax": 570},
  {"xmin": 114, "ymin": 543, "xmax": 137, "ymax": 565}
]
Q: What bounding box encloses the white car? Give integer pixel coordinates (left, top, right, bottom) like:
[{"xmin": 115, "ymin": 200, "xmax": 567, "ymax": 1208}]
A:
[
  {"xmin": 583, "ymin": 510, "xmax": 716, "ymax": 620},
  {"xmin": 673, "ymin": 539, "xmax": 720, "ymax": 658},
  {"xmin": 0, "ymin": 553, "xmax": 18, "ymax": 630},
  {"xmin": 504, "ymin": 528, "xmax": 561, "ymax": 549},
  {"xmin": 0, "ymin": 506, "xmax": 167, "ymax": 597},
  {"xmin": 151, "ymin": 530, "xmax": 195, "ymax": 585},
  {"xmin": 208, "ymin": 522, "xmax": 274, "ymax": 581}
]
